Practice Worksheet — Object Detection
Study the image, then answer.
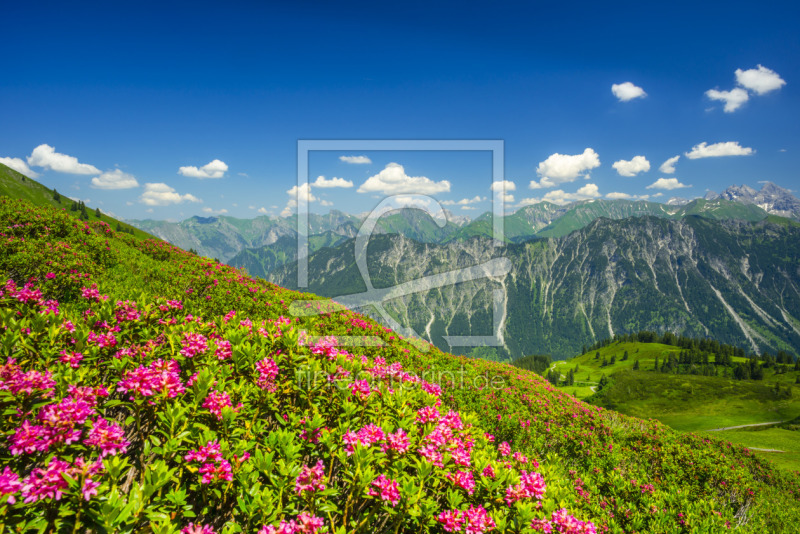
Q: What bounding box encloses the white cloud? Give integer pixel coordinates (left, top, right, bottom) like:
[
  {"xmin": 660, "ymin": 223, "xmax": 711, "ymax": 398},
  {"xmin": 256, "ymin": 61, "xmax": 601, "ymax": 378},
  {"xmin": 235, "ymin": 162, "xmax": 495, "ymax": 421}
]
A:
[
  {"xmin": 257, "ymin": 207, "xmax": 270, "ymax": 215},
  {"xmin": 490, "ymin": 180, "xmax": 516, "ymax": 203},
  {"xmin": 313, "ymin": 175, "xmax": 354, "ymax": 188},
  {"xmin": 282, "ymin": 183, "xmax": 317, "ymax": 216},
  {"xmin": 0, "ymin": 156, "xmax": 40, "ymax": 178},
  {"xmin": 685, "ymin": 141, "xmax": 754, "ymax": 159},
  {"xmin": 646, "ymin": 178, "xmax": 691, "ymax": 190},
  {"xmin": 612, "ymin": 155, "xmax": 650, "ymax": 177},
  {"xmin": 532, "ymin": 148, "xmax": 601, "ymax": 188},
  {"xmin": 139, "ymin": 183, "xmax": 202, "ymax": 206},
  {"xmin": 442, "ymin": 195, "xmax": 485, "ymax": 206},
  {"xmin": 91, "ymin": 169, "xmax": 139, "ymax": 190},
  {"xmin": 357, "ymin": 163, "xmax": 450, "ymax": 195},
  {"xmin": 537, "ymin": 183, "xmax": 602, "ymax": 205},
  {"xmin": 339, "ymin": 155, "xmax": 372, "ymax": 164},
  {"xmin": 605, "ymin": 192, "xmax": 650, "ymax": 200},
  {"xmin": 735, "ymin": 65, "xmax": 786, "ymax": 95},
  {"xmin": 238, "ymin": 172, "xmax": 249, "ymax": 177},
  {"xmin": 178, "ymin": 159, "xmax": 228, "ymax": 179},
  {"xmin": 461, "ymin": 206, "xmax": 477, "ymax": 211},
  {"xmin": 611, "ymin": 82, "xmax": 647, "ymax": 102},
  {"xmin": 705, "ymin": 88, "xmax": 749, "ymax": 112},
  {"xmin": 27, "ymin": 144, "xmax": 100, "ymax": 175},
  {"xmin": 202, "ymin": 207, "xmax": 228, "ymax": 215},
  {"xmin": 319, "ymin": 199, "xmax": 333, "ymax": 206},
  {"xmin": 659, "ymin": 155, "xmax": 680, "ymax": 174},
  {"xmin": 652, "ymin": 192, "xmax": 663, "ymax": 198}
]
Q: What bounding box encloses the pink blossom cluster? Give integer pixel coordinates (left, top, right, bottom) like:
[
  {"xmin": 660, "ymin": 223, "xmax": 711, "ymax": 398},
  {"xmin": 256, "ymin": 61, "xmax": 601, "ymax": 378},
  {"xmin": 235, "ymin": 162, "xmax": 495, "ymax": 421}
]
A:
[
  {"xmin": 258, "ymin": 512, "xmax": 325, "ymax": 534},
  {"xmin": 185, "ymin": 441, "xmax": 233, "ymax": 484},
  {"xmin": 348, "ymin": 379, "xmax": 374, "ymax": 400},
  {"xmin": 11, "ymin": 456, "xmax": 104, "ymax": 503},
  {"xmin": 180, "ymin": 332, "xmax": 208, "ymax": 358},
  {"xmin": 84, "ymin": 418, "xmax": 129, "ymax": 457},
  {"xmin": 367, "ymin": 474, "xmax": 401, "ymax": 505},
  {"xmin": 529, "ymin": 509, "xmax": 596, "ymax": 534},
  {"xmin": 447, "ymin": 470, "xmax": 476, "ymax": 495},
  {"xmin": 342, "ymin": 423, "xmax": 409, "ymax": 456},
  {"xmin": 181, "ymin": 523, "xmax": 216, "ymax": 534},
  {"xmin": 0, "ymin": 359, "xmax": 55, "ymax": 396},
  {"xmin": 214, "ymin": 339, "xmax": 232, "ymax": 360},
  {"xmin": 294, "ymin": 460, "xmax": 325, "ymax": 494},
  {"xmin": 309, "ymin": 336, "xmax": 346, "ymax": 361},
  {"xmin": 256, "ymin": 357, "xmax": 279, "ymax": 391},
  {"xmin": 87, "ymin": 331, "xmax": 117, "ymax": 349},
  {"xmin": 59, "ymin": 349, "xmax": 84, "ymax": 368},
  {"xmin": 114, "ymin": 300, "xmax": 141, "ymax": 322},
  {"xmin": 202, "ymin": 390, "xmax": 234, "ymax": 420},
  {"xmin": 436, "ymin": 505, "xmax": 496, "ymax": 534},
  {"xmin": 506, "ymin": 470, "xmax": 547, "ymax": 505},
  {"xmin": 7, "ymin": 280, "xmax": 43, "ymax": 305},
  {"xmin": 117, "ymin": 359, "xmax": 185, "ymax": 399},
  {"xmin": 80, "ymin": 283, "xmax": 108, "ymax": 302},
  {"xmin": 10, "ymin": 387, "xmax": 110, "ymax": 455}
]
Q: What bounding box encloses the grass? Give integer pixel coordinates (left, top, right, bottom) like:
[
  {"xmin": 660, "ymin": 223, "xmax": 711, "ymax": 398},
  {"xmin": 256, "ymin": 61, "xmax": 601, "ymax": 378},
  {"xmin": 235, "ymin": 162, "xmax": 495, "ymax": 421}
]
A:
[{"xmin": 700, "ymin": 427, "xmax": 800, "ymax": 473}]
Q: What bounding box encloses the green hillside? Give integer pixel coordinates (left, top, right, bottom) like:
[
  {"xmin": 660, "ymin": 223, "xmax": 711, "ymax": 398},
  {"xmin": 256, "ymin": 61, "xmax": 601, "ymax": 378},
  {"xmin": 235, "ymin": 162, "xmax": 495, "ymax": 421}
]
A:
[
  {"xmin": 0, "ymin": 162, "xmax": 151, "ymax": 239},
  {"xmin": 543, "ymin": 337, "xmax": 800, "ymax": 471},
  {"xmin": 2, "ymin": 196, "xmax": 800, "ymax": 531}
]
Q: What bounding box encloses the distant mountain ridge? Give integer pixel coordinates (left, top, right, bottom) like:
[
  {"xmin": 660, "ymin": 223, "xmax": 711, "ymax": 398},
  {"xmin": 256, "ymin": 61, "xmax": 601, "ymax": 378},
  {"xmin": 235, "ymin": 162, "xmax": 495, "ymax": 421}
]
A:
[
  {"xmin": 269, "ymin": 215, "xmax": 800, "ymax": 360},
  {"xmin": 129, "ymin": 181, "xmax": 799, "ymax": 266}
]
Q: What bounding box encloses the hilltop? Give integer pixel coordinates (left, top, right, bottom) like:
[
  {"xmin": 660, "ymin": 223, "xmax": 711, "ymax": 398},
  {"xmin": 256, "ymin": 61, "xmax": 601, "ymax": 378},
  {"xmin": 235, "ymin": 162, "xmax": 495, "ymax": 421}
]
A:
[{"xmin": 0, "ymin": 162, "xmax": 151, "ymax": 239}]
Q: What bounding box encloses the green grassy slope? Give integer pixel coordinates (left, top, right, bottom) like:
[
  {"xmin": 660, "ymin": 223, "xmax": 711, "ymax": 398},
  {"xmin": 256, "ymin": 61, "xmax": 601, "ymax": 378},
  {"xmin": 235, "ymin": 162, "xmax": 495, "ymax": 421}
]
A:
[
  {"xmin": 0, "ymin": 162, "xmax": 151, "ymax": 239},
  {"xmin": 548, "ymin": 340, "xmax": 800, "ymax": 473},
  {"xmin": 2, "ymin": 196, "xmax": 800, "ymax": 532}
]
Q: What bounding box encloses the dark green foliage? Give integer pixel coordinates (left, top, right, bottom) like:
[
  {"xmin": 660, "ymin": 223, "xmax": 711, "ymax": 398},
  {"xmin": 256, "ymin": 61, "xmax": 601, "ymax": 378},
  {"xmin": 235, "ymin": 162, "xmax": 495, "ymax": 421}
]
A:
[{"xmin": 511, "ymin": 353, "xmax": 551, "ymax": 374}]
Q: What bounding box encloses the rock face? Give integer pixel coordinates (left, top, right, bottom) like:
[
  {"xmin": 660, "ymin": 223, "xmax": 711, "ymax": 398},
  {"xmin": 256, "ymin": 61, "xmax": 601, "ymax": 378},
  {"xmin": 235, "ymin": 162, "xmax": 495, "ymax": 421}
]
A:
[
  {"xmin": 270, "ymin": 216, "xmax": 800, "ymax": 359},
  {"xmin": 713, "ymin": 182, "xmax": 800, "ymax": 220}
]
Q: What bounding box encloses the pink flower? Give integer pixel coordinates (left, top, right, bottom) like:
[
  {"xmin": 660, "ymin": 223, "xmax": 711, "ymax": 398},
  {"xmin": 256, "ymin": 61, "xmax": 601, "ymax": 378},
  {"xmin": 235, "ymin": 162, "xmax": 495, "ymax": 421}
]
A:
[
  {"xmin": 0, "ymin": 360, "xmax": 56, "ymax": 396},
  {"xmin": 84, "ymin": 418, "xmax": 129, "ymax": 457},
  {"xmin": 59, "ymin": 350, "xmax": 83, "ymax": 368},
  {"xmin": 295, "ymin": 460, "xmax": 325, "ymax": 494},
  {"xmin": 180, "ymin": 332, "xmax": 208, "ymax": 358},
  {"xmin": 198, "ymin": 460, "xmax": 233, "ymax": 484},
  {"xmin": 416, "ymin": 405, "xmax": 441, "ymax": 424},
  {"xmin": 448, "ymin": 470, "xmax": 476, "ymax": 495},
  {"xmin": 87, "ymin": 331, "xmax": 117, "ymax": 349},
  {"xmin": 498, "ymin": 441, "xmax": 511, "ymax": 456},
  {"xmin": 215, "ymin": 339, "xmax": 233, "ymax": 360},
  {"xmin": 437, "ymin": 509, "xmax": 465, "ymax": 532},
  {"xmin": 260, "ymin": 513, "xmax": 325, "ymax": 534},
  {"xmin": 182, "ymin": 523, "xmax": 217, "ymax": 534},
  {"xmin": 186, "ymin": 441, "xmax": 224, "ymax": 463},
  {"xmin": 348, "ymin": 379, "xmax": 373, "ymax": 400},
  {"xmin": 20, "ymin": 457, "xmax": 72, "ymax": 503},
  {"xmin": 0, "ymin": 467, "xmax": 22, "ymax": 504},
  {"xmin": 45, "ymin": 272, "xmax": 56, "ymax": 279},
  {"xmin": 382, "ymin": 428, "xmax": 410, "ymax": 454},
  {"xmin": 482, "ymin": 464, "xmax": 496, "ymax": 478},
  {"xmin": 368, "ymin": 475, "xmax": 401, "ymax": 506},
  {"xmin": 117, "ymin": 359, "xmax": 185, "ymax": 399},
  {"xmin": 463, "ymin": 505, "xmax": 496, "ymax": 534},
  {"xmin": 202, "ymin": 390, "xmax": 234, "ymax": 420},
  {"xmin": 256, "ymin": 357, "xmax": 279, "ymax": 391}
]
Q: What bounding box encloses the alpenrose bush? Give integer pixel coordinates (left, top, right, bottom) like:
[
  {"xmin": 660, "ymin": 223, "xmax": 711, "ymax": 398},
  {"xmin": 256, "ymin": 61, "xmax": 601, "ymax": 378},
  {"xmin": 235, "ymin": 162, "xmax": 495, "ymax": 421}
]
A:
[
  {"xmin": 1, "ymin": 197, "xmax": 799, "ymax": 533},
  {"xmin": 0, "ymin": 279, "xmax": 595, "ymax": 533}
]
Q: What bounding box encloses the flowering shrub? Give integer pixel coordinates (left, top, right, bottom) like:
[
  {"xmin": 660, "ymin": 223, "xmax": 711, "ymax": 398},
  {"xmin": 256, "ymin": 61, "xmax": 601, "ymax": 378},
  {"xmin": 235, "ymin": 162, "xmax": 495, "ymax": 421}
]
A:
[{"xmin": 0, "ymin": 197, "xmax": 798, "ymax": 533}]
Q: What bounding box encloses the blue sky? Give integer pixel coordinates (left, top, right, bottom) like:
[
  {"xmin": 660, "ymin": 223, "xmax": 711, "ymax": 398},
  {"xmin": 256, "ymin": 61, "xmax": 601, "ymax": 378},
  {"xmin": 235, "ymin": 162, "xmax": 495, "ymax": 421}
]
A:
[{"xmin": 1, "ymin": 0, "xmax": 797, "ymax": 220}]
